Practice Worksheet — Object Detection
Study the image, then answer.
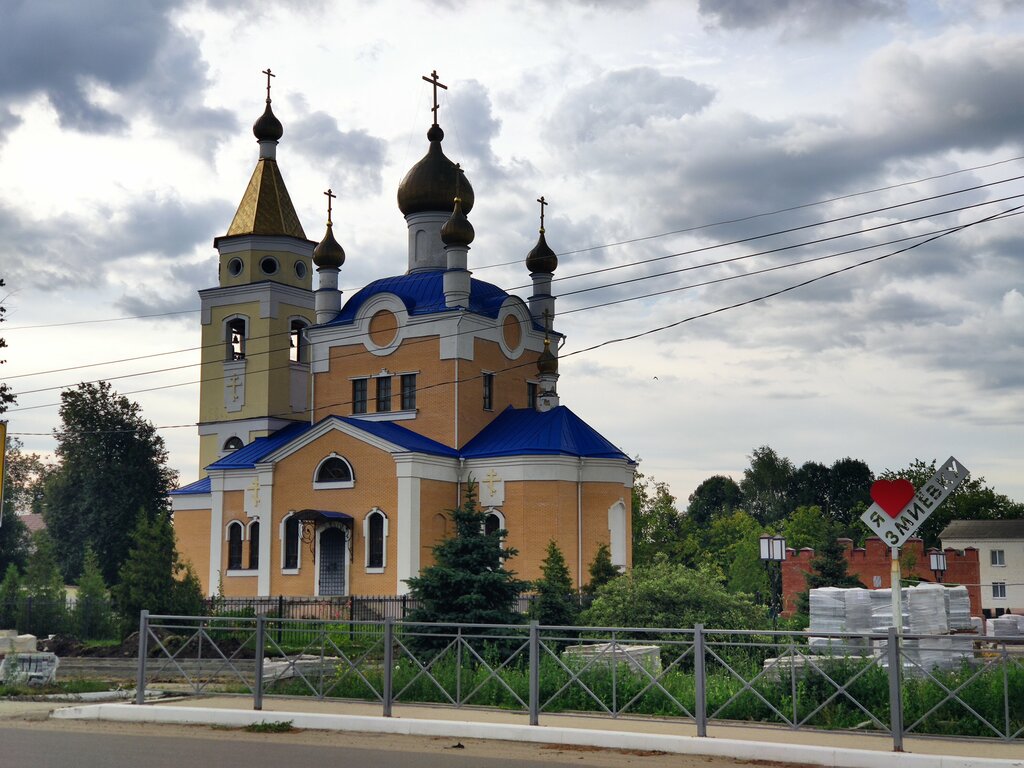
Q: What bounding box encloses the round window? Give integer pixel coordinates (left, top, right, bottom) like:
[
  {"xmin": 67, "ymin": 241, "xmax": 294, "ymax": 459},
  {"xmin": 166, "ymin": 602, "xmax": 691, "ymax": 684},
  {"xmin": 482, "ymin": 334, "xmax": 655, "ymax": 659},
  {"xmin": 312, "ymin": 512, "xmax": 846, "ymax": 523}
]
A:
[
  {"xmin": 260, "ymin": 256, "xmax": 279, "ymax": 275},
  {"xmin": 227, "ymin": 258, "xmax": 243, "ymax": 277},
  {"xmin": 294, "ymin": 261, "xmax": 307, "ymax": 279}
]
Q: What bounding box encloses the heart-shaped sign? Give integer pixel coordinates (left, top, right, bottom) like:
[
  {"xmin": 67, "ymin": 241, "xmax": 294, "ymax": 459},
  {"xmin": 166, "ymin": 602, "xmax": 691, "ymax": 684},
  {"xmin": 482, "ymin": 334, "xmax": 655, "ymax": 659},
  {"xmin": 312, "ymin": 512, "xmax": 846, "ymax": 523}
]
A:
[{"xmin": 871, "ymin": 479, "xmax": 916, "ymax": 519}]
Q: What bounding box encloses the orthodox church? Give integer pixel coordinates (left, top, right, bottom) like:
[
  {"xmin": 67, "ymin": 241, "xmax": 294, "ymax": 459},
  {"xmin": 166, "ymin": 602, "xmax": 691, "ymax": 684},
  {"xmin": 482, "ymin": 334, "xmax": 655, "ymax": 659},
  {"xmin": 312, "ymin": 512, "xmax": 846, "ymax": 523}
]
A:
[{"xmin": 171, "ymin": 73, "xmax": 635, "ymax": 598}]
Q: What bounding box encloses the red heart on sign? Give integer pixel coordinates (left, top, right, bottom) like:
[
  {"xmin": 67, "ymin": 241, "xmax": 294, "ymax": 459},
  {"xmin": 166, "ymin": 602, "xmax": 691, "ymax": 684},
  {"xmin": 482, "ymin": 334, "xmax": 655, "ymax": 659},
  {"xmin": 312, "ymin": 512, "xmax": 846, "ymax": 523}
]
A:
[{"xmin": 871, "ymin": 479, "xmax": 915, "ymax": 518}]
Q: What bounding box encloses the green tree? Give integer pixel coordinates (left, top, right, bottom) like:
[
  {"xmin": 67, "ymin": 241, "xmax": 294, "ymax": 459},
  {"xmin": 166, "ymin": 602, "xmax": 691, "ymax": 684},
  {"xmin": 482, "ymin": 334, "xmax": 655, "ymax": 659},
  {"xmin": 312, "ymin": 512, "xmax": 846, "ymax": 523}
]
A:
[
  {"xmin": 405, "ymin": 485, "xmax": 530, "ymax": 632},
  {"xmin": 703, "ymin": 509, "xmax": 761, "ymax": 575},
  {"xmin": 782, "ymin": 505, "xmax": 832, "ymax": 552},
  {"xmin": 686, "ymin": 474, "xmax": 742, "ymax": 526},
  {"xmin": 114, "ymin": 510, "xmax": 203, "ymax": 633},
  {"xmin": 726, "ymin": 530, "xmax": 769, "ymax": 597},
  {"xmin": 581, "ymin": 555, "xmax": 765, "ymax": 631},
  {"xmin": 531, "ymin": 540, "xmax": 578, "ymax": 627},
  {"xmin": 0, "ymin": 563, "xmax": 21, "ymax": 629},
  {"xmin": 72, "ymin": 546, "xmax": 113, "ymax": 640},
  {"xmin": 826, "ymin": 457, "xmax": 873, "ymax": 526},
  {"xmin": 787, "ymin": 461, "xmax": 831, "ymax": 513},
  {"xmin": 43, "ymin": 381, "xmax": 177, "ymax": 583},
  {"xmin": 795, "ymin": 528, "xmax": 865, "ymax": 615},
  {"xmin": 740, "ymin": 446, "xmax": 795, "ymax": 525},
  {"xmin": 631, "ymin": 472, "xmax": 684, "ymax": 566},
  {"xmin": 585, "ymin": 542, "xmax": 620, "ymax": 597},
  {"xmin": 19, "ymin": 530, "xmax": 67, "ymax": 636},
  {"xmin": 1, "ymin": 438, "xmax": 48, "ymax": 575}
]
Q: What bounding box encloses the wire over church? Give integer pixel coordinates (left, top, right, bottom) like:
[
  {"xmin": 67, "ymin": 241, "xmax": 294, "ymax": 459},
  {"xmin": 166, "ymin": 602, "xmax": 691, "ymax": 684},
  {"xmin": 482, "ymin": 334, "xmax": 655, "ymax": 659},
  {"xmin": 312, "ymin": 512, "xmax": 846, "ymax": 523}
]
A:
[{"xmin": 171, "ymin": 73, "xmax": 635, "ymax": 598}]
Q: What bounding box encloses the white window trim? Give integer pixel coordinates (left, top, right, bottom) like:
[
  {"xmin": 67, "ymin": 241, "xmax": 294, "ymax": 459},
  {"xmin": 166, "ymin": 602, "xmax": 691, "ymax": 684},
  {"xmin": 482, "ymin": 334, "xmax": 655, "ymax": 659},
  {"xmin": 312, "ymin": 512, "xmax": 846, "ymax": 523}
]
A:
[
  {"xmin": 483, "ymin": 508, "xmax": 505, "ymax": 535},
  {"xmin": 313, "ymin": 452, "xmax": 355, "ymax": 489},
  {"xmin": 246, "ymin": 519, "xmax": 260, "ymax": 570},
  {"xmin": 993, "ymin": 582, "xmax": 1007, "ymax": 599},
  {"xmin": 225, "ymin": 520, "xmax": 245, "ymax": 572},
  {"xmin": 363, "ymin": 507, "xmax": 389, "ymax": 573},
  {"xmin": 279, "ymin": 511, "xmax": 302, "ymax": 575},
  {"xmin": 224, "ymin": 314, "xmax": 249, "ymax": 360},
  {"xmin": 991, "ymin": 549, "xmax": 1006, "ymax": 567}
]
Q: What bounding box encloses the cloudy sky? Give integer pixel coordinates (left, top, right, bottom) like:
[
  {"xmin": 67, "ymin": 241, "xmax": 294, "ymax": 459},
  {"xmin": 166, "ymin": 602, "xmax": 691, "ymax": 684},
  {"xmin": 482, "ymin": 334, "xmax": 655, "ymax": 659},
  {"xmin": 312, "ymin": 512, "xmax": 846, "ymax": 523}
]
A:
[{"xmin": 2, "ymin": 0, "xmax": 1022, "ymax": 506}]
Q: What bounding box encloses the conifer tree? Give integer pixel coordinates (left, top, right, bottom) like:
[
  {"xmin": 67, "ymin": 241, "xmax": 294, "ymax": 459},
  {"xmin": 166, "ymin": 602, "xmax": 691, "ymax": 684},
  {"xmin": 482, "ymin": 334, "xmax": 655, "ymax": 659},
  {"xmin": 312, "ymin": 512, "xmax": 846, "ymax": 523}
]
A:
[
  {"xmin": 405, "ymin": 485, "xmax": 529, "ymax": 636},
  {"xmin": 796, "ymin": 528, "xmax": 864, "ymax": 615},
  {"xmin": 584, "ymin": 542, "xmax": 620, "ymax": 598},
  {"xmin": 20, "ymin": 530, "xmax": 67, "ymax": 636},
  {"xmin": 0, "ymin": 563, "xmax": 21, "ymax": 630},
  {"xmin": 73, "ymin": 546, "xmax": 113, "ymax": 640},
  {"xmin": 531, "ymin": 540, "xmax": 578, "ymax": 627}
]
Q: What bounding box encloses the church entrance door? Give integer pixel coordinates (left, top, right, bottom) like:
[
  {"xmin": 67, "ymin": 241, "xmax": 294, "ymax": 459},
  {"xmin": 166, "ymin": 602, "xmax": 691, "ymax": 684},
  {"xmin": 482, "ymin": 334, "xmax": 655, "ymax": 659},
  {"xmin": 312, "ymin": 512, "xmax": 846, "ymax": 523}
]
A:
[{"xmin": 319, "ymin": 527, "xmax": 346, "ymax": 595}]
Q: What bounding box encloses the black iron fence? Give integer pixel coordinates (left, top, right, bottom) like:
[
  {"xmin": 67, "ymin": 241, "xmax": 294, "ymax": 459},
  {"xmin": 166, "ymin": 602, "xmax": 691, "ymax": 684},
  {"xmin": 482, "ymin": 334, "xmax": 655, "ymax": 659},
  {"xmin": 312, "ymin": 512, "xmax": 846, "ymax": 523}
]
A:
[{"xmin": 0, "ymin": 596, "xmax": 116, "ymax": 641}]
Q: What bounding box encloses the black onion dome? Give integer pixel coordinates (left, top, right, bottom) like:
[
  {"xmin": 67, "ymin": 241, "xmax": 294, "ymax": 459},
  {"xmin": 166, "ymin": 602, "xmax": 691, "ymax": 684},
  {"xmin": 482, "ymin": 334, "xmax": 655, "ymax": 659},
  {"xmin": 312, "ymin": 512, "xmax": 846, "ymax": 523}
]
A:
[
  {"xmin": 537, "ymin": 338, "xmax": 558, "ymax": 375},
  {"xmin": 526, "ymin": 230, "xmax": 558, "ymax": 274},
  {"xmin": 441, "ymin": 198, "xmax": 475, "ymax": 246},
  {"xmin": 397, "ymin": 125, "xmax": 475, "ymax": 215},
  {"xmin": 312, "ymin": 222, "xmax": 345, "ymax": 268},
  {"xmin": 253, "ymin": 101, "xmax": 284, "ymax": 142}
]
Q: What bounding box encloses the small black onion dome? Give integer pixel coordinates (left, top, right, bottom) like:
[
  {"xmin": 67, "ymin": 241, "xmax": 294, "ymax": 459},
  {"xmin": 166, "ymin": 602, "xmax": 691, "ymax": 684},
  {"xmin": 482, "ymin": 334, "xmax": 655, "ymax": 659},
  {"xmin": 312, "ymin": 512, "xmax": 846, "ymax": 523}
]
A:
[
  {"xmin": 397, "ymin": 125, "xmax": 475, "ymax": 215},
  {"xmin": 537, "ymin": 338, "xmax": 558, "ymax": 375},
  {"xmin": 526, "ymin": 230, "xmax": 558, "ymax": 274},
  {"xmin": 312, "ymin": 222, "xmax": 345, "ymax": 268},
  {"xmin": 253, "ymin": 101, "xmax": 284, "ymax": 142},
  {"xmin": 441, "ymin": 198, "xmax": 475, "ymax": 246}
]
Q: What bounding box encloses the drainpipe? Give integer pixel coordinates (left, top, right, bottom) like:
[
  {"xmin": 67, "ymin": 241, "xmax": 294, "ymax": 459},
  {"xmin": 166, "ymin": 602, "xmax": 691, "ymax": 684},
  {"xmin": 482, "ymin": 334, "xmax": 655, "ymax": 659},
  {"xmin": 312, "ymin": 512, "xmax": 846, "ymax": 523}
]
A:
[
  {"xmin": 303, "ymin": 326, "xmax": 314, "ymax": 424},
  {"xmin": 577, "ymin": 457, "xmax": 584, "ymax": 590}
]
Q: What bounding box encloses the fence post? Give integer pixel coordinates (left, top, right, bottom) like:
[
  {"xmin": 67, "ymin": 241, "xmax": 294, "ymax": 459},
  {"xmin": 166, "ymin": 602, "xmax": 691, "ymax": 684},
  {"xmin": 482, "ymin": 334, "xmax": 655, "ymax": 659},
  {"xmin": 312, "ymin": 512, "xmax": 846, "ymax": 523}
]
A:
[
  {"xmin": 277, "ymin": 595, "xmax": 284, "ymax": 647},
  {"xmin": 135, "ymin": 610, "xmax": 149, "ymax": 706},
  {"xmin": 529, "ymin": 621, "xmax": 540, "ymax": 726},
  {"xmin": 254, "ymin": 613, "xmax": 266, "ymax": 711},
  {"xmin": 382, "ymin": 617, "xmax": 394, "ymax": 717},
  {"xmin": 886, "ymin": 626, "xmax": 904, "ymax": 752},
  {"xmin": 694, "ymin": 624, "xmax": 707, "ymax": 737}
]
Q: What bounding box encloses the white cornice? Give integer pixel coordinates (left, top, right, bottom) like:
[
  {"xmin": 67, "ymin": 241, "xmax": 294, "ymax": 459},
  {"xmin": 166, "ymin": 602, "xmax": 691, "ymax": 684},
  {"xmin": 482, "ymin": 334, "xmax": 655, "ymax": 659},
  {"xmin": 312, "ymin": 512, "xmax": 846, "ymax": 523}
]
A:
[{"xmin": 199, "ymin": 282, "xmax": 314, "ymax": 323}]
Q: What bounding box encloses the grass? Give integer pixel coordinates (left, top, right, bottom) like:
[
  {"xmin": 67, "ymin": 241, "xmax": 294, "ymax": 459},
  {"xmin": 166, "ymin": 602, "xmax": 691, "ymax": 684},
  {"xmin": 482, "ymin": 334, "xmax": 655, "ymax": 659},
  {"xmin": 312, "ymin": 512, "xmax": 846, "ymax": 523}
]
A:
[
  {"xmin": 0, "ymin": 679, "xmax": 113, "ymax": 697},
  {"xmin": 244, "ymin": 720, "xmax": 296, "ymax": 733}
]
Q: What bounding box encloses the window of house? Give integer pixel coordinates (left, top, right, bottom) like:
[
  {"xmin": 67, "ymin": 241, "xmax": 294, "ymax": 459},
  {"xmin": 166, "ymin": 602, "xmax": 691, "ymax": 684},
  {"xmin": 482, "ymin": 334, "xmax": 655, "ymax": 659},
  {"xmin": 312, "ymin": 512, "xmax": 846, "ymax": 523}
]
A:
[
  {"xmin": 401, "ymin": 373, "xmax": 417, "ymax": 411},
  {"xmin": 289, "ymin": 320, "xmax": 308, "ymax": 363},
  {"xmin": 483, "ymin": 372, "xmax": 494, "ymax": 410},
  {"xmin": 484, "ymin": 511, "xmax": 504, "ymax": 536},
  {"xmin": 991, "ymin": 549, "xmax": 1006, "ymax": 567},
  {"xmin": 314, "ymin": 455, "xmax": 355, "ymax": 489},
  {"xmin": 376, "ymin": 375, "xmax": 392, "ymax": 412},
  {"xmin": 223, "ymin": 436, "xmax": 244, "ymax": 452},
  {"xmin": 364, "ymin": 509, "xmax": 387, "ymax": 571},
  {"xmin": 993, "ymin": 582, "xmax": 1007, "ymax": 599},
  {"xmin": 248, "ymin": 522, "xmax": 260, "ymax": 570},
  {"xmin": 527, "ymin": 382, "xmax": 537, "ymax": 410},
  {"xmin": 226, "ymin": 318, "xmax": 246, "ymax": 361},
  {"xmin": 227, "ymin": 522, "xmax": 244, "ymax": 570},
  {"xmin": 352, "ymin": 378, "xmax": 368, "ymax": 414},
  {"xmin": 283, "ymin": 514, "xmax": 299, "ymax": 570}
]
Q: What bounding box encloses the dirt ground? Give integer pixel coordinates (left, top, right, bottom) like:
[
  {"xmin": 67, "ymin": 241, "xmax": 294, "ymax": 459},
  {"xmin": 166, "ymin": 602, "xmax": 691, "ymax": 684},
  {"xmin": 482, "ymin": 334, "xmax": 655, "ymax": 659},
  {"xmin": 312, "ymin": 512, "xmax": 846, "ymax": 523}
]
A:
[{"xmin": 2, "ymin": 711, "xmax": 817, "ymax": 768}]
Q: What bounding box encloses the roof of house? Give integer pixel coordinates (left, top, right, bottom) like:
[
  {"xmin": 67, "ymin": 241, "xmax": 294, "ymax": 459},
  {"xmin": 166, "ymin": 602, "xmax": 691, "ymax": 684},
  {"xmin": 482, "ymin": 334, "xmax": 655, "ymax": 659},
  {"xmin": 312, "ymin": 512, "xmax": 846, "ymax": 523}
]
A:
[
  {"xmin": 461, "ymin": 405, "xmax": 633, "ymax": 461},
  {"xmin": 940, "ymin": 519, "xmax": 1024, "ymax": 540},
  {"xmin": 329, "ymin": 270, "xmax": 512, "ymax": 325}
]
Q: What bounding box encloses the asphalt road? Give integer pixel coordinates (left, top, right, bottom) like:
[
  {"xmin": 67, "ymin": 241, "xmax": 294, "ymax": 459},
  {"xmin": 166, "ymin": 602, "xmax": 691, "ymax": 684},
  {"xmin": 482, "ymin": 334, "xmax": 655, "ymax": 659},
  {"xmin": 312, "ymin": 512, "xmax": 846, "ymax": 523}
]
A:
[{"xmin": 0, "ymin": 719, "xmax": 806, "ymax": 768}]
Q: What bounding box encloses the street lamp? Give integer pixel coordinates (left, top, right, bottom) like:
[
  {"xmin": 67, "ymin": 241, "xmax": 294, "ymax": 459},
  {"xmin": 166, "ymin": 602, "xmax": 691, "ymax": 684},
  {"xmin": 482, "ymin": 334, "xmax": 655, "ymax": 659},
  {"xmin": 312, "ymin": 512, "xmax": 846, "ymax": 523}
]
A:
[
  {"xmin": 759, "ymin": 534, "xmax": 787, "ymax": 626},
  {"xmin": 929, "ymin": 550, "xmax": 948, "ymax": 583}
]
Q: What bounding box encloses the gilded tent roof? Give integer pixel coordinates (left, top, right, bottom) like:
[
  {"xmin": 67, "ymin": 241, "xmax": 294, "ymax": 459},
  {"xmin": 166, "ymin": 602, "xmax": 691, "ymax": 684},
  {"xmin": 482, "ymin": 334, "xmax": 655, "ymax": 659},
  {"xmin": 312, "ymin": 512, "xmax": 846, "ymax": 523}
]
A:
[{"xmin": 226, "ymin": 158, "xmax": 306, "ymax": 239}]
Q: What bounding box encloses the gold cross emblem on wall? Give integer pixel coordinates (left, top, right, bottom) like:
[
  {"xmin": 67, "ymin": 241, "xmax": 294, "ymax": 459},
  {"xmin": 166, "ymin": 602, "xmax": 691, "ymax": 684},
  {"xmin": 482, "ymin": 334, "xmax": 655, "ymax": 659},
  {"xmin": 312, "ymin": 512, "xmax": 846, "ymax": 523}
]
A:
[
  {"xmin": 484, "ymin": 469, "xmax": 500, "ymax": 497},
  {"xmin": 248, "ymin": 477, "xmax": 261, "ymax": 508}
]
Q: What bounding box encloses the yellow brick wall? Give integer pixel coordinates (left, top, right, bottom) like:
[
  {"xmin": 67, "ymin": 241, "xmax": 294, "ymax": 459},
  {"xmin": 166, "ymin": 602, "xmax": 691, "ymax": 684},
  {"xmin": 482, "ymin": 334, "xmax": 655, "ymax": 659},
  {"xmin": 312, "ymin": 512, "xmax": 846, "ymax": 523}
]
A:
[
  {"xmin": 173, "ymin": 507, "xmax": 212, "ymax": 594},
  {"xmin": 417, "ymin": 479, "xmax": 459, "ymax": 570}
]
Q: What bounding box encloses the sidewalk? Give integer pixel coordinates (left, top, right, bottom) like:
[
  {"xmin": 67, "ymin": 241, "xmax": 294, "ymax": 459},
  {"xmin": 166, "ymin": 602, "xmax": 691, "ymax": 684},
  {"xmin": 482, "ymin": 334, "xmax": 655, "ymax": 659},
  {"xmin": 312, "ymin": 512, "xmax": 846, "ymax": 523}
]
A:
[{"xmin": 50, "ymin": 695, "xmax": 1024, "ymax": 768}]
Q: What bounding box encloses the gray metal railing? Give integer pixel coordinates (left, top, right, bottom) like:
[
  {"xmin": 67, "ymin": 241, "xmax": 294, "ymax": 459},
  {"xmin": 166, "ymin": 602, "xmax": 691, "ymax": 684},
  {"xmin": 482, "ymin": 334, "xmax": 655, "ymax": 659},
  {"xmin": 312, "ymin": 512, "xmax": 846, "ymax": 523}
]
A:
[{"xmin": 134, "ymin": 612, "xmax": 1024, "ymax": 748}]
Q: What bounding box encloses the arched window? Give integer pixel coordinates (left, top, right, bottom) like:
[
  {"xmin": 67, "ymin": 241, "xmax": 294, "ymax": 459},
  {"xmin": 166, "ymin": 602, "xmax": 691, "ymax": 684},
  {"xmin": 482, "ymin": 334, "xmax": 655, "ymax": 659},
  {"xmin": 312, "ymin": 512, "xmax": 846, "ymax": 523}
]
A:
[
  {"xmin": 223, "ymin": 436, "xmax": 244, "ymax": 452},
  {"xmin": 484, "ymin": 510, "xmax": 505, "ymax": 537},
  {"xmin": 363, "ymin": 509, "xmax": 387, "ymax": 571},
  {"xmin": 226, "ymin": 318, "xmax": 246, "ymax": 361},
  {"xmin": 313, "ymin": 455, "xmax": 355, "ymax": 489},
  {"xmin": 248, "ymin": 521, "xmax": 260, "ymax": 570},
  {"xmin": 226, "ymin": 521, "xmax": 244, "ymax": 570},
  {"xmin": 281, "ymin": 513, "xmax": 300, "ymax": 571},
  {"xmin": 289, "ymin": 319, "xmax": 308, "ymax": 363}
]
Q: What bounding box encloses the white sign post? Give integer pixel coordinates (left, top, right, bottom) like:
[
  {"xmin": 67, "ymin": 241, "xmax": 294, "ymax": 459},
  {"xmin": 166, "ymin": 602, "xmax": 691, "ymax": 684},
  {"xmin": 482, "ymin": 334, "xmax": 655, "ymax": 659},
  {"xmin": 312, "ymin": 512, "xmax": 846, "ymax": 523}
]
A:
[{"xmin": 860, "ymin": 456, "xmax": 968, "ymax": 633}]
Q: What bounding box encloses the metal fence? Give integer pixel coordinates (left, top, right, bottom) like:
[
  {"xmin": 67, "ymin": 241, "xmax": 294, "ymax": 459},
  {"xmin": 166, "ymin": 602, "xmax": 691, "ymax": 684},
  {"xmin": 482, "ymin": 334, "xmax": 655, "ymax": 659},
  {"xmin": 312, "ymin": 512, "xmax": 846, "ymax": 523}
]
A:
[
  {"xmin": 1, "ymin": 596, "xmax": 116, "ymax": 640},
  {"xmin": 134, "ymin": 612, "xmax": 1024, "ymax": 747}
]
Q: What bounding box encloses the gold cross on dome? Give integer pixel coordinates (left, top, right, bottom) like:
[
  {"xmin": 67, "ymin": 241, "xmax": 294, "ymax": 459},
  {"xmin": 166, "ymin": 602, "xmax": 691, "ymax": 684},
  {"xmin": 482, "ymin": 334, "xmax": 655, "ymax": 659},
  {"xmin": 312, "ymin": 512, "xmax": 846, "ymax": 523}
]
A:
[
  {"xmin": 537, "ymin": 195, "xmax": 547, "ymax": 232},
  {"xmin": 422, "ymin": 69, "xmax": 448, "ymax": 123},
  {"xmin": 324, "ymin": 188, "xmax": 336, "ymax": 224},
  {"xmin": 262, "ymin": 68, "xmax": 275, "ymax": 101}
]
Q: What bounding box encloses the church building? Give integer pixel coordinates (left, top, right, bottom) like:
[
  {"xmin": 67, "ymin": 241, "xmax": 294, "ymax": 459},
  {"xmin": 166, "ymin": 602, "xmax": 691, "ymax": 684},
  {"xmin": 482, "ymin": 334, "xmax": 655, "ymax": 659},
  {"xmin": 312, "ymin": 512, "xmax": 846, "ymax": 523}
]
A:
[{"xmin": 171, "ymin": 73, "xmax": 635, "ymax": 598}]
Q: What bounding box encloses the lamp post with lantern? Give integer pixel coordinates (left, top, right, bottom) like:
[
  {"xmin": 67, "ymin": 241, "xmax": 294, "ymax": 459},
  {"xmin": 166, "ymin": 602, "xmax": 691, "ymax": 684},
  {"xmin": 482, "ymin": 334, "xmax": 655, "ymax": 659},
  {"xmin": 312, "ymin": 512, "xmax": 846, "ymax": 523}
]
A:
[
  {"xmin": 759, "ymin": 534, "xmax": 787, "ymax": 627},
  {"xmin": 929, "ymin": 549, "xmax": 948, "ymax": 584}
]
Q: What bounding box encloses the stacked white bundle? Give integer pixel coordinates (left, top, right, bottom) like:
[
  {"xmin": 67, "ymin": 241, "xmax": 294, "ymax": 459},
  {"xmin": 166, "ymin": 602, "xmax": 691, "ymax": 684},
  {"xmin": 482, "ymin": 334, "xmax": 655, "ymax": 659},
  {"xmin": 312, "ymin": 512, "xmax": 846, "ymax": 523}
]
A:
[
  {"xmin": 809, "ymin": 587, "xmax": 853, "ymax": 653},
  {"xmin": 945, "ymin": 586, "xmax": 972, "ymax": 630},
  {"xmin": 971, "ymin": 616, "xmax": 985, "ymax": 635},
  {"xmin": 907, "ymin": 583, "xmax": 949, "ymax": 635},
  {"xmin": 990, "ymin": 616, "xmax": 1020, "ymax": 637},
  {"xmin": 869, "ymin": 587, "xmax": 909, "ymax": 632},
  {"xmin": 843, "ymin": 588, "xmax": 873, "ymax": 651},
  {"xmin": 1014, "ymin": 615, "xmax": 1024, "ymax": 634}
]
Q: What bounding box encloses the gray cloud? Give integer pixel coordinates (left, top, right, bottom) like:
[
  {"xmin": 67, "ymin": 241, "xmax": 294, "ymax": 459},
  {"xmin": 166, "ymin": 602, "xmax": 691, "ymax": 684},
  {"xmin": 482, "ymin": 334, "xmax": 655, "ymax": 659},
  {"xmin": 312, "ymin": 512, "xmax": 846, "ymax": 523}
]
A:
[
  {"xmin": 698, "ymin": 0, "xmax": 905, "ymax": 37},
  {"xmin": 549, "ymin": 68, "xmax": 715, "ymax": 146},
  {"xmin": 446, "ymin": 79, "xmax": 505, "ymax": 184},
  {"xmin": 0, "ymin": 0, "xmax": 234, "ymax": 155},
  {"xmin": 288, "ymin": 110, "xmax": 387, "ymax": 198}
]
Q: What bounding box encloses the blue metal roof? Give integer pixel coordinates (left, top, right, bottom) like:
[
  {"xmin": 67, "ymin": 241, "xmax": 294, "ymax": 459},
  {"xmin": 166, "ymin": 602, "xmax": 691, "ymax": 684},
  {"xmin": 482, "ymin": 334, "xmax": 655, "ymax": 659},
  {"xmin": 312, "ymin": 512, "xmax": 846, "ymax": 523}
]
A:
[
  {"xmin": 171, "ymin": 477, "xmax": 211, "ymax": 496},
  {"xmin": 329, "ymin": 270, "xmax": 512, "ymax": 325},
  {"xmin": 205, "ymin": 421, "xmax": 312, "ymax": 470},
  {"xmin": 334, "ymin": 417, "xmax": 459, "ymax": 457},
  {"xmin": 460, "ymin": 406, "xmax": 633, "ymax": 461}
]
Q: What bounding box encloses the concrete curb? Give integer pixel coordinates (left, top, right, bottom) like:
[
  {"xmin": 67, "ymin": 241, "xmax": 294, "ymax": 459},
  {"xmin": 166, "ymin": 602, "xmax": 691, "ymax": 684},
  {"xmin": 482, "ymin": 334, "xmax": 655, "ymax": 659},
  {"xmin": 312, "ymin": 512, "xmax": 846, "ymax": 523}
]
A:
[{"xmin": 52, "ymin": 703, "xmax": 1024, "ymax": 768}]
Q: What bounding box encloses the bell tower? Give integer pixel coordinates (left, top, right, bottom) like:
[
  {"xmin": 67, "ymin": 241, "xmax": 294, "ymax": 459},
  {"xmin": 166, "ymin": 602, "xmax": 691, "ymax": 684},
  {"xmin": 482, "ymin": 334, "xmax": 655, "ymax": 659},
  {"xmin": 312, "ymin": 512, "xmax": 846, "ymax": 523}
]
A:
[{"xmin": 196, "ymin": 70, "xmax": 316, "ymax": 474}]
